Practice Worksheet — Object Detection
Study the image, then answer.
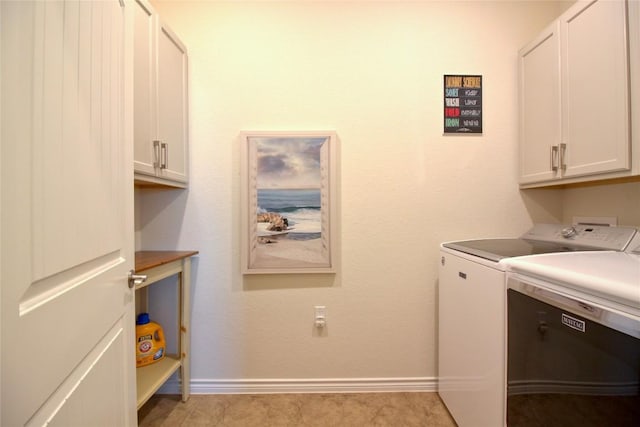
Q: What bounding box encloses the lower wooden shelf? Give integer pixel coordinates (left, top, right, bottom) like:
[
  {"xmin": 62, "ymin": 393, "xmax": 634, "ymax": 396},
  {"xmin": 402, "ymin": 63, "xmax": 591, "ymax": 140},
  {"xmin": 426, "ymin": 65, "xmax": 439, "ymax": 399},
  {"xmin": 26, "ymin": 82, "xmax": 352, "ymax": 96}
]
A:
[{"xmin": 136, "ymin": 355, "xmax": 181, "ymax": 410}]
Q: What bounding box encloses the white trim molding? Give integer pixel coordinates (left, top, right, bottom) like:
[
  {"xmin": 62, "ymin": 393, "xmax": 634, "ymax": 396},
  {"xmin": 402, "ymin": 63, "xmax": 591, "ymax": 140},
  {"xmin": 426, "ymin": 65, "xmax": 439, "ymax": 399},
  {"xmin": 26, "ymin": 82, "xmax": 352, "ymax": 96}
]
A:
[{"xmin": 158, "ymin": 377, "xmax": 438, "ymax": 395}]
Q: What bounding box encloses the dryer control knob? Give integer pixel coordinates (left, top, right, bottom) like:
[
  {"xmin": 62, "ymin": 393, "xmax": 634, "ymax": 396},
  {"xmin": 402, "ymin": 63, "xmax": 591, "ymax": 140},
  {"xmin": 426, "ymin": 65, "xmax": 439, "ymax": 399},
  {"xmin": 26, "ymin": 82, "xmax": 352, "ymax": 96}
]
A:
[{"xmin": 561, "ymin": 226, "xmax": 577, "ymax": 238}]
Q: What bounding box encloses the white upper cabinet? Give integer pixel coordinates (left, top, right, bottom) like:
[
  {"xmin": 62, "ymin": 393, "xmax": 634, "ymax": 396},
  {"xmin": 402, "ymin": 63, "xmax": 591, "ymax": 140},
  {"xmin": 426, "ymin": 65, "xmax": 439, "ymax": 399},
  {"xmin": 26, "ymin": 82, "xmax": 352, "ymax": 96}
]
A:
[
  {"xmin": 156, "ymin": 21, "xmax": 188, "ymax": 183},
  {"xmin": 561, "ymin": 0, "xmax": 629, "ymax": 177},
  {"xmin": 519, "ymin": 21, "xmax": 562, "ymax": 184},
  {"xmin": 519, "ymin": 0, "xmax": 634, "ymax": 187},
  {"xmin": 133, "ymin": 0, "xmax": 155, "ymax": 177},
  {"xmin": 133, "ymin": 0, "xmax": 188, "ymax": 187}
]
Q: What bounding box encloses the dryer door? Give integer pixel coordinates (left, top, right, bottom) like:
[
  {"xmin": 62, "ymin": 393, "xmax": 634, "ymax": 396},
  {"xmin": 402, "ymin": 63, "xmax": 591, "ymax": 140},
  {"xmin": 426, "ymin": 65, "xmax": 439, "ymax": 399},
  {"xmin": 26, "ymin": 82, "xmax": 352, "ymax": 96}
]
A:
[{"xmin": 507, "ymin": 277, "xmax": 640, "ymax": 427}]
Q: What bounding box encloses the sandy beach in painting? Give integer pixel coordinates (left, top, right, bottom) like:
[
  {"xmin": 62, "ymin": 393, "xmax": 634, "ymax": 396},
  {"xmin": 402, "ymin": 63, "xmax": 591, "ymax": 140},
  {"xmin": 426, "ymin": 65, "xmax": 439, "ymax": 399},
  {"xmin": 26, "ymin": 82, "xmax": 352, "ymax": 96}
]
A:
[
  {"xmin": 253, "ymin": 235, "xmax": 327, "ymax": 268},
  {"xmin": 251, "ymin": 187, "xmax": 328, "ymax": 269}
]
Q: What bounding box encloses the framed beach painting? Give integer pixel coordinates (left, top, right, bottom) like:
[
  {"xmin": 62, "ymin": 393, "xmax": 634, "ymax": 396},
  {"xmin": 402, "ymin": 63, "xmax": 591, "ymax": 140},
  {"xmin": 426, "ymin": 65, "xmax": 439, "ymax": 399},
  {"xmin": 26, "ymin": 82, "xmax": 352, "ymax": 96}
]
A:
[{"xmin": 240, "ymin": 131, "xmax": 339, "ymax": 274}]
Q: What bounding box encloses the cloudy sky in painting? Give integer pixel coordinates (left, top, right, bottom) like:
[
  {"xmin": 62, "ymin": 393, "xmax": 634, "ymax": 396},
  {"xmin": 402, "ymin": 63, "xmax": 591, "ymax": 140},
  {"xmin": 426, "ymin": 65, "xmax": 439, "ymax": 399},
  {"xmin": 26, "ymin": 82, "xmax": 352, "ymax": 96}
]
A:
[{"xmin": 254, "ymin": 137, "xmax": 326, "ymax": 189}]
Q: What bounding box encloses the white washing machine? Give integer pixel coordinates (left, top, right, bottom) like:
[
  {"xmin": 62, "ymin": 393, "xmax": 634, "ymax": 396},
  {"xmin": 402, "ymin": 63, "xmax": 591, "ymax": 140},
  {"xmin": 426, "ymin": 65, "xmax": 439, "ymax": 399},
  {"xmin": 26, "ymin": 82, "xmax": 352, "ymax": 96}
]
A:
[
  {"xmin": 438, "ymin": 224, "xmax": 637, "ymax": 427},
  {"xmin": 504, "ymin": 234, "xmax": 640, "ymax": 426}
]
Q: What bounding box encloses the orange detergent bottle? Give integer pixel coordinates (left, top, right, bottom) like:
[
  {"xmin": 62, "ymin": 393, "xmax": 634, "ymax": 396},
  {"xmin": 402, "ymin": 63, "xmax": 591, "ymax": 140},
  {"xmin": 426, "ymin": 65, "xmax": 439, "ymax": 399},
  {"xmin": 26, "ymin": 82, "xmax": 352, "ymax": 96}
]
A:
[{"xmin": 136, "ymin": 313, "xmax": 166, "ymax": 367}]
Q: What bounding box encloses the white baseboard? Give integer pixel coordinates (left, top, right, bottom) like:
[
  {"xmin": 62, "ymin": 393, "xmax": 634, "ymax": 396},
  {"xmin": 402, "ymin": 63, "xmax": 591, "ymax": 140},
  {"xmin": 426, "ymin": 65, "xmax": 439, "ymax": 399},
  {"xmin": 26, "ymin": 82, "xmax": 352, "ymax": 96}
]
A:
[{"xmin": 157, "ymin": 377, "xmax": 438, "ymax": 395}]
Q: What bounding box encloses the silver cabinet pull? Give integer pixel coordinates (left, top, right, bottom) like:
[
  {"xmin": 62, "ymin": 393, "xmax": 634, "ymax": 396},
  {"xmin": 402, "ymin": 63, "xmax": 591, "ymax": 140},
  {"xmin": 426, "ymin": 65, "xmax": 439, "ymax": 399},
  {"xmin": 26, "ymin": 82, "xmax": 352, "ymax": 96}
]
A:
[
  {"xmin": 551, "ymin": 146, "xmax": 558, "ymax": 171},
  {"xmin": 153, "ymin": 140, "xmax": 161, "ymax": 168},
  {"xmin": 559, "ymin": 143, "xmax": 567, "ymax": 171},
  {"xmin": 128, "ymin": 269, "xmax": 147, "ymax": 289},
  {"xmin": 160, "ymin": 142, "xmax": 168, "ymax": 169}
]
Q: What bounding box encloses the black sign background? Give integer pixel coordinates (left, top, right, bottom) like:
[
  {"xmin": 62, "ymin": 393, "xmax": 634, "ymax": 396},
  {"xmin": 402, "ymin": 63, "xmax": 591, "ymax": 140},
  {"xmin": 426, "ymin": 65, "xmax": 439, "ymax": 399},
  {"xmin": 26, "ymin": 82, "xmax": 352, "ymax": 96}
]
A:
[{"xmin": 444, "ymin": 75, "xmax": 483, "ymax": 134}]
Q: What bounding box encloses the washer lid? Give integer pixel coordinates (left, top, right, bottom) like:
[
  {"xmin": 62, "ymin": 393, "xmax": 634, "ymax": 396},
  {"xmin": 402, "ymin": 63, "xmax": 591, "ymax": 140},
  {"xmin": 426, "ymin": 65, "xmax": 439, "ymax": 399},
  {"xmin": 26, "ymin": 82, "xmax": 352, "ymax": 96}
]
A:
[
  {"xmin": 442, "ymin": 224, "xmax": 637, "ymax": 262},
  {"xmin": 442, "ymin": 238, "xmax": 599, "ymax": 262},
  {"xmin": 506, "ymin": 251, "xmax": 640, "ymax": 313}
]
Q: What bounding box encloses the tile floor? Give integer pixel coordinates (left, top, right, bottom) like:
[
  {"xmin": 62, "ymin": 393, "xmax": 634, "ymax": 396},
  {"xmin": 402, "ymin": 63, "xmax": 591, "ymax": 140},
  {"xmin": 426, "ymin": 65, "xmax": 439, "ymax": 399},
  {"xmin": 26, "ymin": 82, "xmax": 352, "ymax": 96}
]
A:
[{"xmin": 138, "ymin": 392, "xmax": 457, "ymax": 426}]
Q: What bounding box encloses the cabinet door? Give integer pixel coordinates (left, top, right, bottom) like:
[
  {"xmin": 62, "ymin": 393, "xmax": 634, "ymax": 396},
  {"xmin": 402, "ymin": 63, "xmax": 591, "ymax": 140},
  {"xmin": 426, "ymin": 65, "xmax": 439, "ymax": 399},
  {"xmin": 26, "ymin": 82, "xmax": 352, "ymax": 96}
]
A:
[
  {"xmin": 519, "ymin": 22, "xmax": 561, "ymax": 184},
  {"xmin": 133, "ymin": 0, "xmax": 157, "ymax": 177},
  {"xmin": 156, "ymin": 20, "xmax": 188, "ymax": 183},
  {"xmin": 561, "ymin": 0, "xmax": 630, "ymax": 177}
]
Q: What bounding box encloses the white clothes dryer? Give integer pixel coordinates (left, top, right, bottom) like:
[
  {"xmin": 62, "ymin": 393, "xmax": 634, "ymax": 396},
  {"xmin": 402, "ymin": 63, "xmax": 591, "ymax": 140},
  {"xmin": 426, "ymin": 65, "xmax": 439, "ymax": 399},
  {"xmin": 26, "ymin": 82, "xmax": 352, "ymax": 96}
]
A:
[
  {"xmin": 504, "ymin": 234, "xmax": 640, "ymax": 427},
  {"xmin": 438, "ymin": 224, "xmax": 637, "ymax": 427}
]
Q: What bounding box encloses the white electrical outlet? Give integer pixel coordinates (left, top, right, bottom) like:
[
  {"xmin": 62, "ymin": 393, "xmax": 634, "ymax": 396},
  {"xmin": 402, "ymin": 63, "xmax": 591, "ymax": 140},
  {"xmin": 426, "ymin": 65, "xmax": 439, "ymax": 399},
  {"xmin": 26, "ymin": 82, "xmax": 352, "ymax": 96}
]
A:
[
  {"xmin": 314, "ymin": 305, "xmax": 326, "ymax": 318},
  {"xmin": 314, "ymin": 305, "xmax": 326, "ymax": 328}
]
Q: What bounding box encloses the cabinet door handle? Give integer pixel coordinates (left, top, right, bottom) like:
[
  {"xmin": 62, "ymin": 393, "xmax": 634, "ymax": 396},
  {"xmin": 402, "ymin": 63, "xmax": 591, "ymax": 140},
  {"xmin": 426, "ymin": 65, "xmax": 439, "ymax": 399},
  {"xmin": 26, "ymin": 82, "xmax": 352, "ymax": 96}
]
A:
[
  {"xmin": 559, "ymin": 143, "xmax": 567, "ymax": 171},
  {"xmin": 153, "ymin": 140, "xmax": 161, "ymax": 168},
  {"xmin": 128, "ymin": 269, "xmax": 147, "ymax": 289},
  {"xmin": 160, "ymin": 142, "xmax": 168, "ymax": 169},
  {"xmin": 550, "ymin": 145, "xmax": 559, "ymax": 172}
]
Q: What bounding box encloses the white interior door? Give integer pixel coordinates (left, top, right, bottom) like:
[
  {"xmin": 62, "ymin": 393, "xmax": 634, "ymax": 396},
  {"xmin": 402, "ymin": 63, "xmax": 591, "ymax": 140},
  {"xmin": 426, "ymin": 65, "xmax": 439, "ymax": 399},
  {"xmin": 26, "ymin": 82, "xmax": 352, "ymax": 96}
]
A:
[{"xmin": 1, "ymin": 1, "xmax": 136, "ymax": 426}]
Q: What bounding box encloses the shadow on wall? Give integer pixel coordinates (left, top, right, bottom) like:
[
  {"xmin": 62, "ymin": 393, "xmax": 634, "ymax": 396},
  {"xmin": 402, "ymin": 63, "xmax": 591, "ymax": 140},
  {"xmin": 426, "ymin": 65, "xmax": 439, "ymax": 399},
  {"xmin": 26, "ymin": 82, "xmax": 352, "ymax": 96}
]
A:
[
  {"xmin": 242, "ymin": 273, "xmax": 338, "ymax": 291},
  {"xmin": 521, "ymin": 180, "xmax": 640, "ymax": 227},
  {"xmin": 561, "ymin": 180, "xmax": 640, "ymax": 227},
  {"xmin": 136, "ymin": 186, "xmax": 189, "ymax": 249},
  {"xmin": 519, "ymin": 188, "xmax": 564, "ymax": 224}
]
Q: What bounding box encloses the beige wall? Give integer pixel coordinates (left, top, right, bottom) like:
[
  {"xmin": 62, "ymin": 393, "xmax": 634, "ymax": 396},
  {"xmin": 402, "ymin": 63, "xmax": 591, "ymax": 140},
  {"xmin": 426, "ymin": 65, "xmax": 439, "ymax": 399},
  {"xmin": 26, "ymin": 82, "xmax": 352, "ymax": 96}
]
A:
[
  {"xmin": 138, "ymin": 1, "xmax": 575, "ymax": 389},
  {"xmin": 561, "ymin": 181, "xmax": 640, "ymax": 227}
]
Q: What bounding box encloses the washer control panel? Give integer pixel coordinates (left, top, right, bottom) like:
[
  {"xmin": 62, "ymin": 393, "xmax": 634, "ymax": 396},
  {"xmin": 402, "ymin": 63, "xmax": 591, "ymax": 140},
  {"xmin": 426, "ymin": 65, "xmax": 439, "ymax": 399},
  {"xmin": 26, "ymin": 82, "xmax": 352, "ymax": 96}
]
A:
[{"xmin": 522, "ymin": 224, "xmax": 638, "ymax": 251}]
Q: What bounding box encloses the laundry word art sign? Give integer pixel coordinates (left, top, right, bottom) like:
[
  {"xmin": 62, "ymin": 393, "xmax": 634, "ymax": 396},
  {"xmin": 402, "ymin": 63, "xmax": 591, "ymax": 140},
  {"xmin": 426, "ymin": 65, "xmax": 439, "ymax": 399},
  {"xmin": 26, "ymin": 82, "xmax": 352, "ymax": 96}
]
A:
[{"xmin": 444, "ymin": 75, "xmax": 482, "ymax": 134}]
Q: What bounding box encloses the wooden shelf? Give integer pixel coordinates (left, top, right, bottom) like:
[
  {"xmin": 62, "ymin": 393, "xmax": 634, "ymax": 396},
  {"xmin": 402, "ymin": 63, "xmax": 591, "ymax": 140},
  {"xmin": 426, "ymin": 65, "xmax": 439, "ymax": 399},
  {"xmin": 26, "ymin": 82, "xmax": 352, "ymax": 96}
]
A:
[
  {"xmin": 134, "ymin": 250, "xmax": 198, "ymax": 410},
  {"xmin": 135, "ymin": 250, "xmax": 199, "ymax": 273},
  {"xmin": 136, "ymin": 355, "xmax": 181, "ymax": 410}
]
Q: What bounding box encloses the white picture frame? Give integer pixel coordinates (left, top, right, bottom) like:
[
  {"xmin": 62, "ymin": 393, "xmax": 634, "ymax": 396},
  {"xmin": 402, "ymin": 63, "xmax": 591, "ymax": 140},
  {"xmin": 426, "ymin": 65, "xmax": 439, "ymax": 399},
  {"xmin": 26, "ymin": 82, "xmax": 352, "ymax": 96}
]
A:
[{"xmin": 240, "ymin": 131, "xmax": 338, "ymax": 274}]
